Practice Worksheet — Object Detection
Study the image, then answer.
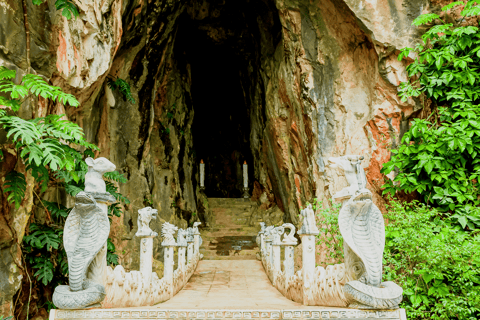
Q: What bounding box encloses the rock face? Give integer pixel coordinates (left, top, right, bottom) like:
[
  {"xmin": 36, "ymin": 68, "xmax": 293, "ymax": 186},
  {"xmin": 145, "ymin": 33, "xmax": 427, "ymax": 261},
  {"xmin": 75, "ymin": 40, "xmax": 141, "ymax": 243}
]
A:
[{"xmin": 0, "ymin": 0, "xmax": 439, "ymax": 317}]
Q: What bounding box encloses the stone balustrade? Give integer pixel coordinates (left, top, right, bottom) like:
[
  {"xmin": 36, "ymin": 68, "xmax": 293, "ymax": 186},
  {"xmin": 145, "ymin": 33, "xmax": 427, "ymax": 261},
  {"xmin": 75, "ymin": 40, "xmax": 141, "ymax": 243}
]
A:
[
  {"xmin": 102, "ymin": 220, "xmax": 202, "ymax": 308},
  {"xmin": 258, "ymin": 156, "xmax": 404, "ymax": 310}
]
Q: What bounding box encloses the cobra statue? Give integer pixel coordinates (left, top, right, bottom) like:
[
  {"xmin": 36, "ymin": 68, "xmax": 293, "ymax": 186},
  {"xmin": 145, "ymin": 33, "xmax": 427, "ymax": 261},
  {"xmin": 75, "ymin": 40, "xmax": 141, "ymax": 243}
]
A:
[
  {"xmin": 53, "ymin": 157, "xmax": 116, "ymax": 309},
  {"xmin": 328, "ymin": 156, "xmax": 403, "ymax": 309}
]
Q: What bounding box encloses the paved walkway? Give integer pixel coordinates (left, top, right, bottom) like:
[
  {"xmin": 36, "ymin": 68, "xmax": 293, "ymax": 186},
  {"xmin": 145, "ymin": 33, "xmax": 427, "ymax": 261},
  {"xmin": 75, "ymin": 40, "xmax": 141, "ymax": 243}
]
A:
[{"xmin": 155, "ymin": 260, "xmax": 318, "ymax": 310}]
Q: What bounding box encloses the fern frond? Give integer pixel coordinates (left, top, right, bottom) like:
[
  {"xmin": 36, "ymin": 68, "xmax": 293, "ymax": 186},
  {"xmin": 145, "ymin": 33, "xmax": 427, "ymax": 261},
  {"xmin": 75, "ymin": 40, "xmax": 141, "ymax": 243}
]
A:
[
  {"xmin": 0, "ymin": 116, "xmax": 41, "ymax": 144},
  {"xmin": 0, "ymin": 96, "xmax": 21, "ymax": 112},
  {"xmin": 28, "ymin": 164, "xmax": 50, "ymax": 193},
  {"xmin": 0, "ymin": 67, "xmax": 16, "ymax": 80},
  {"xmin": 108, "ymin": 77, "xmax": 136, "ymax": 104},
  {"xmin": 65, "ymin": 184, "xmax": 83, "ymax": 196},
  {"xmin": 104, "ymin": 171, "xmax": 127, "ymax": 183},
  {"xmin": 412, "ymin": 13, "xmax": 440, "ymax": 26},
  {"xmin": 42, "ymin": 200, "xmax": 71, "ymax": 219},
  {"xmin": 22, "ymin": 75, "xmax": 80, "ymax": 107},
  {"xmin": 106, "ymin": 181, "xmax": 130, "ymax": 204},
  {"xmin": 442, "ymin": 1, "xmax": 464, "ymax": 11},
  {"xmin": 462, "ymin": 1, "xmax": 480, "ymax": 17},
  {"xmin": 4, "ymin": 171, "xmax": 27, "ymax": 208},
  {"xmin": 33, "ymin": 257, "xmax": 54, "ymax": 285},
  {"xmin": 0, "ymin": 83, "xmax": 28, "ymax": 99}
]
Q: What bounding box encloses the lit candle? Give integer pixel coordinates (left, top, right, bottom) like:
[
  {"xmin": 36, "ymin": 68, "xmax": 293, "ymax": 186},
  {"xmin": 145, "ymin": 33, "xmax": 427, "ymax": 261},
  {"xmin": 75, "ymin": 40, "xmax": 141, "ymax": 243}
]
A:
[
  {"xmin": 200, "ymin": 160, "xmax": 205, "ymax": 188},
  {"xmin": 243, "ymin": 161, "xmax": 248, "ymax": 188}
]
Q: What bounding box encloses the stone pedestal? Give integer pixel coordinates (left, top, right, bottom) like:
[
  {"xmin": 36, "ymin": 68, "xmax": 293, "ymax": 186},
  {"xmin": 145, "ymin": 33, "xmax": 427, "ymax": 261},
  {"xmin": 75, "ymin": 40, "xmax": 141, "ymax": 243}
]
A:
[
  {"xmin": 178, "ymin": 246, "xmax": 186, "ymax": 272},
  {"xmin": 163, "ymin": 246, "xmax": 175, "ymax": 284},
  {"xmin": 138, "ymin": 236, "xmax": 154, "ymax": 285},
  {"xmin": 187, "ymin": 242, "xmax": 194, "ymax": 263},
  {"xmin": 265, "ymin": 239, "xmax": 273, "ymax": 268},
  {"xmin": 284, "ymin": 245, "xmax": 295, "ymax": 278}
]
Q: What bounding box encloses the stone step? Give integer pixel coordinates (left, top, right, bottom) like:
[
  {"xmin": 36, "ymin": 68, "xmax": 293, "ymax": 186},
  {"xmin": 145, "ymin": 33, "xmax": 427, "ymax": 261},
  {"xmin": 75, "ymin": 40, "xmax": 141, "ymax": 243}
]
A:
[
  {"xmin": 208, "ymin": 198, "xmax": 256, "ymax": 206},
  {"xmin": 200, "ymin": 249, "xmax": 259, "ymax": 260},
  {"xmin": 201, "ymin": 228, "xmax": 259, "ymax": 235}
]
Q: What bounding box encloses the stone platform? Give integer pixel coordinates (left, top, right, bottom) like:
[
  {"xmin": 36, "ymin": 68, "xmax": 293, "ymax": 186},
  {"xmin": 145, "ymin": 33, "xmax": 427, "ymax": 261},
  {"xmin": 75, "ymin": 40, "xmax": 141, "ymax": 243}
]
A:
[{"xmin": 49, "ymin": 261, "xmax": 406, "ymax": 320}]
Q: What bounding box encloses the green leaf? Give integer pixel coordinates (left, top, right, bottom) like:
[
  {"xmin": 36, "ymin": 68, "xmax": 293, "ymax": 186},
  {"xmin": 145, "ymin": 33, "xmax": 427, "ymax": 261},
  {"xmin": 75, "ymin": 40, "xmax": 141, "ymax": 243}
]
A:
[
  {"xmin": 55, "ymin": 0, "xmax": 79, "ymax": 20},
  {"xmin": 0, "ymin": 66, "xmax": 16, "ymax": 80},
  {"xmin": 412, "ymin": 13, "xmax": 440, "ymax": 26},
  {"xmin": 442, "ymin": 1, "xmax": 464, "ymax": 11},
  {"xmin": 3, "ymin": 171, "xmax": 27, "ymax": 209}
]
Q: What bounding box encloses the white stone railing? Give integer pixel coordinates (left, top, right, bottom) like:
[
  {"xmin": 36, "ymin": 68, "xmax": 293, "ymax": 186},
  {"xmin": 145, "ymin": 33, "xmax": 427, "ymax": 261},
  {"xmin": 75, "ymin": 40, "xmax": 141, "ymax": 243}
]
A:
[
  {"xmin": 102, "ymin": 221, "xmax": 202, "ymax": 308},
  {"xmin": 259, "ymin": 155, "xmax": 404, "ymax": 310}
]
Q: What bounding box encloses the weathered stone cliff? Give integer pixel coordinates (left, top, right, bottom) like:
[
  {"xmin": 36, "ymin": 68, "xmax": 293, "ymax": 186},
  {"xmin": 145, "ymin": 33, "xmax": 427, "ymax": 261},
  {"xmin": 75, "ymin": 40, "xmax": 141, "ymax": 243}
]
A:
[{"xmin": 1, "ymin": 0, "xmax": 444, "ymax": 317}]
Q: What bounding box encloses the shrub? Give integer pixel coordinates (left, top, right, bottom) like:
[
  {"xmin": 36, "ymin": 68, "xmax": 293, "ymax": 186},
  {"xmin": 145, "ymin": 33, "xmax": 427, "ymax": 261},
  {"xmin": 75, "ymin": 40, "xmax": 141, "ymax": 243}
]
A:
[{"xmin": 383, "ymin": 201, "xmax": 480, "ymax": 319}]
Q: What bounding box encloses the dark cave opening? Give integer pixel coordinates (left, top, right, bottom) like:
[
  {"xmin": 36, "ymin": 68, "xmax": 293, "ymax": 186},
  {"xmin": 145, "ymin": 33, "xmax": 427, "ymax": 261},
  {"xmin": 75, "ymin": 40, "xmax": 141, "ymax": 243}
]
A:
[{"xmin": 174, "ymin": 0, "xmax": 281, "ymax": 198}]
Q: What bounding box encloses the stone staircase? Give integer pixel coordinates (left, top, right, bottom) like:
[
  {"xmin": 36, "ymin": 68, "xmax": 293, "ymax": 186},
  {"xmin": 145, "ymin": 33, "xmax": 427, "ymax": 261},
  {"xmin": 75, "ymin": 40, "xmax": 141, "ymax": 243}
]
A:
[{"xmin": 200, "ymin": 198, "xmax": 260, "ymax": 260}]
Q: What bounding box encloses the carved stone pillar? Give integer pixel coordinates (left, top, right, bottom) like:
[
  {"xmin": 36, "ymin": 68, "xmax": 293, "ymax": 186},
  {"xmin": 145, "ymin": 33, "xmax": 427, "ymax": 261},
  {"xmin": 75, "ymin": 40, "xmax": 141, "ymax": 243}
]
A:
[
  {"xmin": 281, "ymin": 223, "xmax": 298, "ymax": 279},
  {"xmin": 135, "ymin": 207, "xmax": 158, "ymax": 287},
  {"xmin": 178, "ymin": 246, "xmax": 186, "ymax": 272},
  {"xmin": 298, "ymin": 204, "xmax": 320, "ymax": 306},
  {"xmin": 138, "ymin": 236, "xmax": 154, "ymax": 285},
  {"xmin": 284, "ymin": 245, "xmax": 295, "ymax": 278},
  {"xmin": 186, "ymin": 228, "xmax": 194, "ymax": 263},
  {"xmin": 265, "ymin": 237, "xmax": 273, "ymax": 268},
  {"xmin": 258, "ymin": 222, "xmax": 266, "ymax": 257},
  {"xmin": 163, "ymin": 245, "xmax": 175, "ymax": 282},
  {"xmin": 176, "ymin": 229, "xmax": 188, "ymax": 272},
  {"xmin": 271, "ymin": 225, "xmax": 284, "ymax": 285},
  {"xmin": 192, "ymin": 222, "xmax": 201, "ymax": 256}
]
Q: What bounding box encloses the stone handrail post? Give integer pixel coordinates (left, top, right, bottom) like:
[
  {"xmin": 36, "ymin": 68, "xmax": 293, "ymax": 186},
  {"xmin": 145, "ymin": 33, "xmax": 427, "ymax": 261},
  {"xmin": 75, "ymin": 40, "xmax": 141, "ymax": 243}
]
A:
[
  {"xmin": 192, "ymin": 222, "xmax": 201, "ymax": 256},
  {"xmin": 258, "ymin": 222, "xmax": 266, "ymax": 256},
  {"xmin": 186, "ymin": 228, "xmax": 194, "ymax": 263},
  {"xmin": 265, "ymin": 235, "xmax": 273, "ymax": 268},
  {"xmin": 298, "ymin": 204, "xmax": 320, "ymax": 305},
  {"xmin": 178, "ymin": 245, "xmax": 186, "ymax": 271},
  {"xmin": 176, "ymin": 229, "xmax": 188, "ymax": 272},
  {"xmin": 163, "ymin": 245, "xmax": 175, "ymax": 283},
  {"xmin": 271, "ymin": 226, "xmax": 284, "ymax": 286},
  {"xmin": 135, "ymin": 207, "xmax": 159, "ymax": 288},
  {"xmin": 161, "ymin": 222, "xmax": 178, "ymax": 298},
  {"xmin": 281, "ymin": 223, "xmax": 298, "ymax": 279},
  {"xmin": 138, "ymin": 236, "xmax": 155, "ymax": 286}
]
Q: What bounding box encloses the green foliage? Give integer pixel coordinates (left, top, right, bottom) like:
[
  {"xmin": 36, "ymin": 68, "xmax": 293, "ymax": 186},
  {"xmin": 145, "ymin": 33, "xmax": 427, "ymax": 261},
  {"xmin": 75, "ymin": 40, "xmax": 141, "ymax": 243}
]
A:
[
  {"xmin": 30, "ymin": 0, "xmax": 79, "ymax": 20},
  {"xmin": 107, "ymin": 77, "xmax": 136, "ymax": 104},
  {"xmin": 55, "ymin": 0, "xmax": 80, "ymax": 20},
  {"xmin": 4, "ymin": 171, "xmax": 26, "ymax": 209},
  {"xmin": 0, "ymin": 67, "xmax": 98, "ymax": 208},
  {"xmin": 310, "ymin": 199, "xmax": 344, "ymax": 266},
  {"xmin": 23, "ymin": 223, "xmax": 65, "ymax": 286},
  {"xmin": 107, "ymin": 238, "xmax": 118, "ymax": 265},
  {"xmin": 23, "ymin": 223, "xmax": 62, "ymax": 251},
  {"xmin": 383, "ymin": 201, "xmax": 480, "ymax": 319},
  {"xmin": 382, "ymin": 3, "xmax": 480, "ymax": 227}
]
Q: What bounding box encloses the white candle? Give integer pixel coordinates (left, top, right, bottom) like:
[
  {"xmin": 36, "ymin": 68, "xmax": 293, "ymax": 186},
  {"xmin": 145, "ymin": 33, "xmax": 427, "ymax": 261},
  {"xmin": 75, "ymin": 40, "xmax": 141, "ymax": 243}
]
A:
[
  {"xmin": 200, "ymin": 160, "xmax": 205, "ymax": 187},
  {"xmin": 243, "ymin": 161, "xmax": 248, "ymax": 188}
]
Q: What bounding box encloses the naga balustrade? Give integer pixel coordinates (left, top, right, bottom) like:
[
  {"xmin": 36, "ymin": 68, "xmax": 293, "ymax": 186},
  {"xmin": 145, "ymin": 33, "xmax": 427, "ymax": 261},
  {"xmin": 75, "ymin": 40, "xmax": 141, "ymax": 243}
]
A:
[
  {"xmin": 258, "ymin": 155, "xmax": 404, "ymax": 310},
  {"xmin": 102, "ymin": 221, "xmax": 203, "ymax": 307}
]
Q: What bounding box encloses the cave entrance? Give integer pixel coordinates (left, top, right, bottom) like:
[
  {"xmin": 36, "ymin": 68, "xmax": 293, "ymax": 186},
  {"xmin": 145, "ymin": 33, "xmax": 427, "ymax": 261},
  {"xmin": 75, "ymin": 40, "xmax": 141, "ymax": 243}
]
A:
[
  {"xmin": 174, "ymin": 0, "xmax": 279, "ymax": 198},
  {"xmin": 189, "ymin": 43, "xmax": 252, "ymax": 198}
]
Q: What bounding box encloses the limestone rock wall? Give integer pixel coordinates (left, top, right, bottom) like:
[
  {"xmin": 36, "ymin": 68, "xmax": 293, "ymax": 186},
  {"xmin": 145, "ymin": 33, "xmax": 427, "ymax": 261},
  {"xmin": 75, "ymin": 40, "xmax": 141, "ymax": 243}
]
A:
[{"xmin": 0, "ymin": 0, "xmax": 441, "ymax": 317}]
